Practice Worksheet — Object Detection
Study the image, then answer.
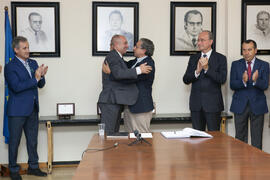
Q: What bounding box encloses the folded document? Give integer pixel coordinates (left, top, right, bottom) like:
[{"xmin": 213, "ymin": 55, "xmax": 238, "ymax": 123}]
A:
[{"xmin": 161, "ymin": 128, "xmax": 213, "ymax": 139}]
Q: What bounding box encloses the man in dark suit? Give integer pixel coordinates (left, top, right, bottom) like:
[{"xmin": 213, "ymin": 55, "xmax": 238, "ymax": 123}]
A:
[
  {"xmin": 4, "ymin": 36, "xmax": 48, "ymax": 180},
  {"xmin": 183, "ymin": 30, "xmax": 227, "ymax": 131},
  {"xmin": 230, "ymin": 39, "xmax": 269, "ymax": 150},
  {"xmin": 98, "ymin": 35, "xmax": 152, "ymax": 134}
]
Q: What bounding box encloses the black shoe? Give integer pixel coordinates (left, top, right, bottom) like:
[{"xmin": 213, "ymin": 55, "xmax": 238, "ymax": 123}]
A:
[
  {"xmin": 27, "ymin": 168, "xmax": 47, "ymax": 177},
  {"xmin": 10, "ymin": 172, "xmax": 22, "ymax": 180}
]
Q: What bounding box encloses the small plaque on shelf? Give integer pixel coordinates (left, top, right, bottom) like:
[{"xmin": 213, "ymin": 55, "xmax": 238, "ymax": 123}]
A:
[{"xmin": 57, "ymin": 103, "xmax": 75, "ymax": 119}]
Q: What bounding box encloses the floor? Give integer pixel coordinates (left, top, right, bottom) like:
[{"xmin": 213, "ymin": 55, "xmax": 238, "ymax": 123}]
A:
[{"xmin": 0, "ymin": 167, "xmax": 77, "ymax": 180}]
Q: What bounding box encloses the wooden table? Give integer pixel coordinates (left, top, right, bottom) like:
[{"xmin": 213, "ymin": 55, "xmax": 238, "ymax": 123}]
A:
[
  {"xmin": 73, "ymin": 132, "xmax": 270, "ymax": 180},
  {"xmin": 39, "ymin": 113, "xmax": 232, "ymax": 174}
]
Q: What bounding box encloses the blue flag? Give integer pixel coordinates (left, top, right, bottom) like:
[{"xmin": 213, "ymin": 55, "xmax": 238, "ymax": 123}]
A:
[{"xmin": 4, "ymin": 9, "xmax": 14, "ymax": 144}]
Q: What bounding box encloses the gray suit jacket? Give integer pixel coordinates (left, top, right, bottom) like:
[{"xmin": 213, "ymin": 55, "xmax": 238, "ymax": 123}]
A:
[{"xmin": 98, "ymin": 50, "xmax": 139, "ymax": 105}]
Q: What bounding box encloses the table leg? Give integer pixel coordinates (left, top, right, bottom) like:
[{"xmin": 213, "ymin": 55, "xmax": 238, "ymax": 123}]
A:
[
  {"xmin": 220, "ymin": 117, "xmax": 226, "ymax": 134},
  {"xmin": 46, "ymin": 121, "xmax": 53, "ymax": 174}
]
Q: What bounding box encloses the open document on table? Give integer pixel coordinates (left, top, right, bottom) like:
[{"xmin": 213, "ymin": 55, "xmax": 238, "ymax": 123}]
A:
[{"xmin": 161, "ymin": 128, "xmax": 213, "ymax": 139}]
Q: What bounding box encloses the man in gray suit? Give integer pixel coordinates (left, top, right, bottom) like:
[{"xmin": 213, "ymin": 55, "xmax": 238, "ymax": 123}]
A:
[{"xmin": 98, "ymin": 35, "xmax": 152, "ymax": 134}]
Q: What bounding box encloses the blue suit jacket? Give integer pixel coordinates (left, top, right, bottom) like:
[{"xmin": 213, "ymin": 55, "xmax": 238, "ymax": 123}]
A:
[
  {"xmin": 126, "ymin": 57, "xmax": 155, "ymax": 113},
  {"xmin": 4, "ymin": 57, "xmax": 46, "ymax": 116},
  {"xmin": 230, "ymin": 58, "xmax": 269, "ymax": 115}
]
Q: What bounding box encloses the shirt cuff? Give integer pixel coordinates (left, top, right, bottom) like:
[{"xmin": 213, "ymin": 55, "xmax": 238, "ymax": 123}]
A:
[
  {"xmin": 136, "ymin": 67, "xmax": 142, "ymax": 75},
  {"xmin": 253, "ymin": 81, "xmax": 256, "ymax": 86},
  {"xmin": 195, "ymin": 71, "xmax": 200, "ymax": 78},
  {"xmin": 243, "ymin": 81, "xmax": 247, "ymax": 87}
]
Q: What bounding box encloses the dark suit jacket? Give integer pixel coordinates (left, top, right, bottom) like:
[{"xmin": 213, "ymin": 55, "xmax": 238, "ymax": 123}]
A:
[
  {"xmin": 125, "ymin": 56, "xmax": 155, "ymax": 113},
  {"xmin": 4, "ymin": 57, "xmax": 46, "ymax": 116},
  {"xmin": 183, "ymin": 51, "xmax": 227, "ymax": 112},
  {"xmin": 230, "ymin": 58, "xmax": 269, "ymax": 115},
  {"xmin": 98, "ymin": 50, "xmax": 139, "ymax": 105}
]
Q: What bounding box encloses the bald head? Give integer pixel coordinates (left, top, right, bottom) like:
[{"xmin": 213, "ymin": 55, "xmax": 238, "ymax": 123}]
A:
[{"xmin": 110, "ymin": 35, "xmax": 129, "ymax": 55}]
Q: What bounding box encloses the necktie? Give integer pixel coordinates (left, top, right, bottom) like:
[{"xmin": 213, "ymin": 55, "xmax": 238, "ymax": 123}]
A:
[
  {"xmin": 247, "ymin": 61, "xmax": 251, "ymax": 80},
  {"xmin": 24, "ymin": 60, "xmax": 32, "ymax": 78},
  {"xmin": 192, "ymin": 38, "xmax": 196, "ymax": 47},
  {"xmin": 35, "ymin": 32, "xmax": 39, "ymax": 43}
]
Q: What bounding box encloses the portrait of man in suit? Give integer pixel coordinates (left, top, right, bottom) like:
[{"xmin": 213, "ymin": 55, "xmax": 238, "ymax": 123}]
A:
[
  {"xmin": 230, "ymin": 39, "xmax": 269, "ymax": 150},
  {"xmin": 15, "ymin": 6, "xmax": 58, "ymax": 54},
  {"xmin": 20, "ymin": 12, "xmax": 48, "ymax": 52},
  {"xmin": 183, "ymin": 30, "xmax": 227, "ymax": 131},
  {"xmin": 98, "ymin": 9, "xmax": 134, "ymax": 51},
  {"xmin": 175, "ymin": 10, "xmax": 203, "ymax": 51},
  {"xmin": 247, "ymin": 10, "xmax": 270, "ymax": 49}
]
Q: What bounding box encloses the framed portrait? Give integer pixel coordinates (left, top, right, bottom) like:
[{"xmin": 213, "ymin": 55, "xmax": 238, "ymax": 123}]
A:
[
  {"xmin": 92, "ymin": 2, "xmax": 139, "ymax": 56},
  {"xmin": 242, "ymin": 0, "xmax": 270, "ymax": 55},
  {"xmin": 170, "ymin": 2, "xmax": 216, "ymax": 56},
  {"xmin": 11, "ymin": 2, "xmax": 60, "ymax": 57}
]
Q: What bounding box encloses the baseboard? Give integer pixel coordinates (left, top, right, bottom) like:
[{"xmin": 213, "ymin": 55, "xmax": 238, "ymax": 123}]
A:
[{"xmin": 1, "ymin": 161, "xmax": 79, "ymax": 177}]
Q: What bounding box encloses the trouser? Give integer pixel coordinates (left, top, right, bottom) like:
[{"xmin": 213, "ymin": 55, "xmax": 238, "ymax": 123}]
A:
[
  {"xmin": 191, "ymin": 109, "xmax": 221, "ymax": 131},
  {"xmin": 98, "ymin": 103, "xmax": 123, "ymax": 134},
  {"xmin": 8, "ymin": 105, "xmax": 39, "ymax": 173},
  {"xmin": 123, "ymin": 106, "xmax": 153, "ymax": 133},
  {"xmin": 234, "ymin": 103, "xmax": 264, "ymax": 150}
]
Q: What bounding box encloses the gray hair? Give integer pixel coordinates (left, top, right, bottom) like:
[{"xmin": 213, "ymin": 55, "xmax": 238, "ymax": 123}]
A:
[
  {"xmin": 110, "ymin": 34, "xmax": 122, "ymax": 47},
  {"xmin": 28, "ymin": 12, "xmax": 42, "ymax": 21},
  {"xmin": 201, "ymin": 30, "xmax": 214, "ymax": 40},
  {"xmin": 140, "ymin": 38, "xmax": 155, "ymax": 57},
  {"xmin": 184, "ymin": 10, "xmax": 203, "ymax": 24},
  {"xmin": 12, "ymin": 36, "xmax": 28, "ymax": 50},
  {"xmin": 109, "ymin": 10, "xmax": 123, "ymax": 22},
  {"xmin": 257, "ymin": 10, "xmax": 270, "ymax": 20}
]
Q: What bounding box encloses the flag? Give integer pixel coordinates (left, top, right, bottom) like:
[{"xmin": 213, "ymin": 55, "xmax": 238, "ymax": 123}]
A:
[{"xmin": 3, "ymin": 8, "xmax": 14, "ymax": 144}]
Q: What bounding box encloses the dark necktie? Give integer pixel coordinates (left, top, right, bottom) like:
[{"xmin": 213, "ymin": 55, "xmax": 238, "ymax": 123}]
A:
[
  {"xmin": 247, "ymin": 61, "xmax": 252, "ymax": 80},
  {"xmin": 192, "ymin": 38, "xmax": 196, "ymax": 47}
]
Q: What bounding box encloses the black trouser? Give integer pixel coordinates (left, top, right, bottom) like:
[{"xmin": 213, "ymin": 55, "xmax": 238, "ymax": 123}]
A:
[
  {"xmin": 98, "ymin": 103, "xmax": 123, "ymax": 134},
  {"xmin": 234, "ymin": 103, "xmax": 264, "ymax": 150},
  {"xmin": 8, "ymin": 105, "xmax": 39, "ymax": 173},
  {"xmin": 191, "ymin": 109, "xmax": 221, "ymax": 131}
]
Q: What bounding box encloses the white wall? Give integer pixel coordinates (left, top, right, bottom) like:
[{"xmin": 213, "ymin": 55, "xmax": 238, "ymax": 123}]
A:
[{"xmin": 0, "ymin": 0, "xmax": 270, "ymax": 164}]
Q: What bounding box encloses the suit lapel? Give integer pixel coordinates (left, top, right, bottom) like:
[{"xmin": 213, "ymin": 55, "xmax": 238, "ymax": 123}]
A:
[
  {"xmin": 135, "ymin": 57, "xmax": 149, "ymax": 68},
  {"xmin": 252, "ymin": 58, "xmax": 260, "ymax": 73},
  {"xmin": 240, "ymin": 59, "xmax": 247, "ymax": 72},
  {"xmin": 14, "ymin": 57, "xmax": 32, "ymax": 79}
]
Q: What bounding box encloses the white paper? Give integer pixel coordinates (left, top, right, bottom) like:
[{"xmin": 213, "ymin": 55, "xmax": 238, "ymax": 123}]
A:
[
  {"xmin": 161, "ymin": 128, "xmax": 213, "ymax": 139},
  {"xmin": 129, "ymin": 133, "xmax": 153, "ymax": 139},
  {"xmin": 58, "ymin": 104, "xmax": 73, "ymax": 115}
]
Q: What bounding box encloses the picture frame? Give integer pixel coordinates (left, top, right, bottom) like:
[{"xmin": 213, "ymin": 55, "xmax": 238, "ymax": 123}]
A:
[
  {"xmin": 92, "ymin": 1, "xmax": 139, "ymax": 56},
  {"xmin": 242, "ymin": 0, "xmax": 270, "ymax": 55},
  {"xmin": 170, "ymin": 2, "xmax": 216, "ymax": 56},
  {"xmin": 11, "ymin": 2, "xmax": 60, "ymax": 57}
]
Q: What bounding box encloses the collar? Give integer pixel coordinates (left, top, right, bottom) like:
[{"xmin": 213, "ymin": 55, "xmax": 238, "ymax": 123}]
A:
[
  {"xmin": 246, "ymin": 57, "xmax": 256, "ymax": 65},
  {"xmin": 16, "ymin": 56, "xmax": 28, "ymax": 65},
  {"xmin": 116, "ymin": 50, "xmax": 123, "ymax": 58},
  {"xmin": 136, "ymin": 56, "xmax": 148, "ymax": 63},
  {"xmin": 256, "ymin": 25, "xmax": 270, "ymax": 36},
  {"xmin": 201, "ymin": 49, "xmax": 212, "ymax": 58}
]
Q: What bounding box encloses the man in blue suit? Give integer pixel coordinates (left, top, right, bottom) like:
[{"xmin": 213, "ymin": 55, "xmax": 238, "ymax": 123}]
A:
[
  {"xmin": 4, "ymin": 36, "xmax": 48, "ymax": 180},
  {"xmin": 230, "ymin": 39, "xmax": 269, "ymax": 150},
  {"xmin": 123, "ymin": 38, "xmax": 155, "ymax": 133}
]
